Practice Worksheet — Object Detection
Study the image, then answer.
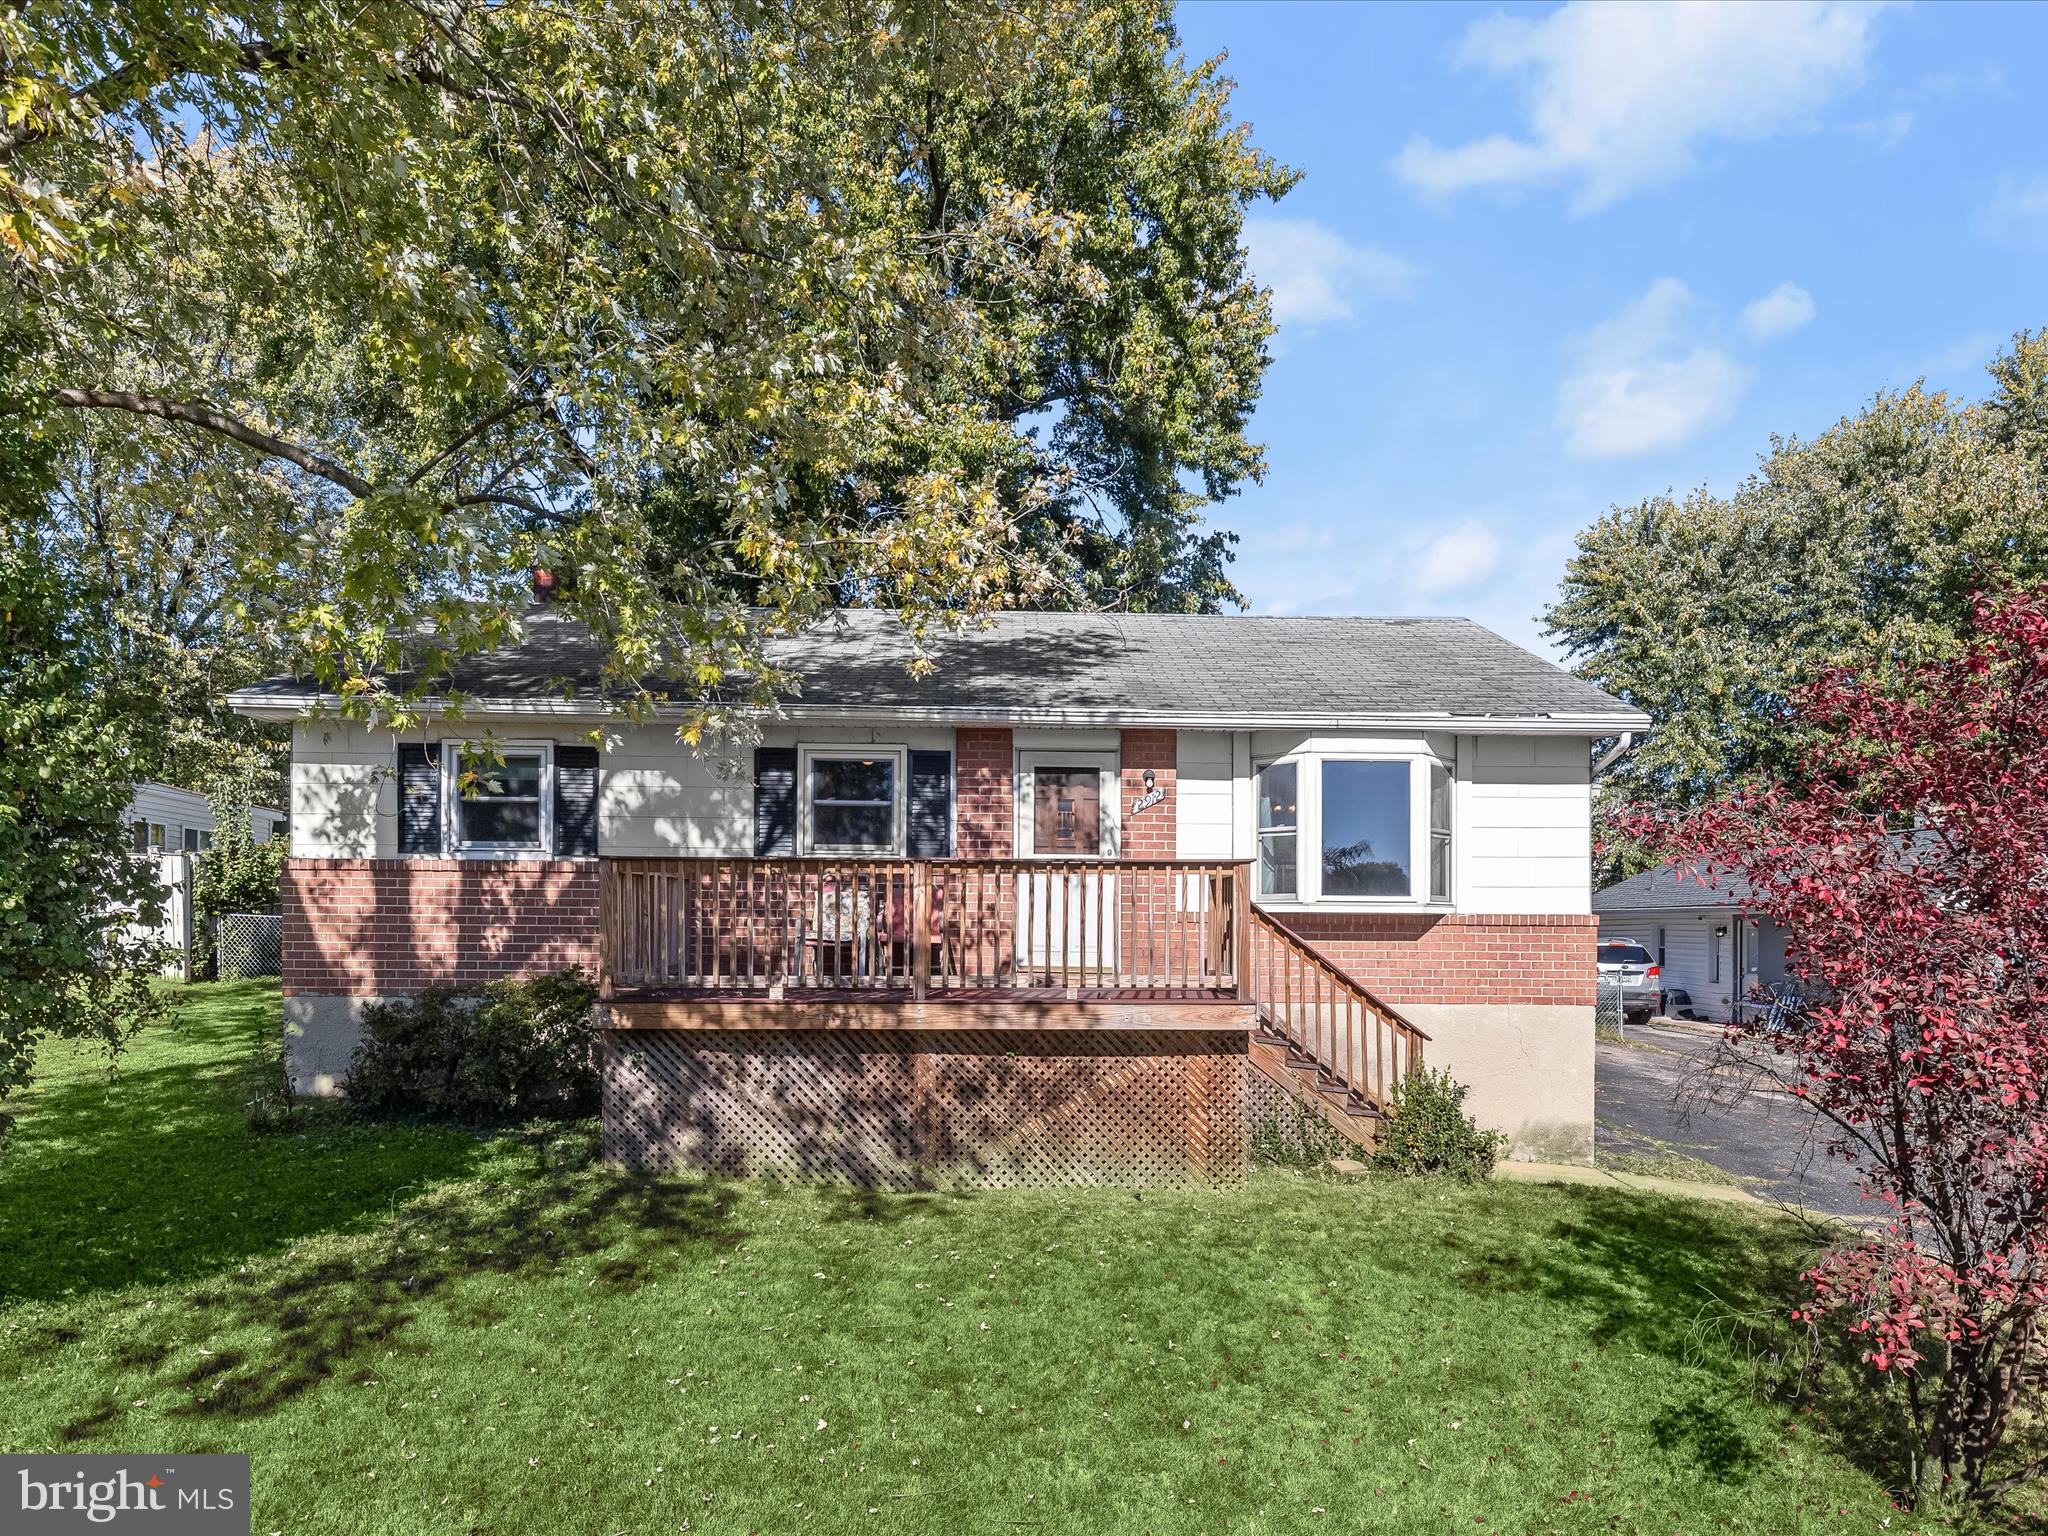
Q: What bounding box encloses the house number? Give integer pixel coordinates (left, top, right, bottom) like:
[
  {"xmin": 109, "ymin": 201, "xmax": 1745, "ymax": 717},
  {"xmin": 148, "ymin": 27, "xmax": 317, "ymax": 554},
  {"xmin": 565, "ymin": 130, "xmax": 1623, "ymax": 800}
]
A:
[{"xmin": 1131, "ymin": 768, "xmax": 1165, "ymax": 814}]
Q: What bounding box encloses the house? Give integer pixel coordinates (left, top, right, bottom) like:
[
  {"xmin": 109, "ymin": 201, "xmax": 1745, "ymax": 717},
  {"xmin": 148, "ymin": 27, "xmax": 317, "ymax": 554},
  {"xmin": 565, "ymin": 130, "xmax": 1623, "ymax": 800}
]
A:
[
  {"xmin": 127, "ymin": 780, "xmax": 285, "ymax": 854},
  {"xmin": 228, "ymin": 608, "xmax": 1648, "ymax": 1183},
  {"xmin": 125, "ymin": 782, "xmax": 286, "ymax": 975},
  {"xmin": 1593, "ymin": 863, "xmax": 1790, "ymax": 1023}
]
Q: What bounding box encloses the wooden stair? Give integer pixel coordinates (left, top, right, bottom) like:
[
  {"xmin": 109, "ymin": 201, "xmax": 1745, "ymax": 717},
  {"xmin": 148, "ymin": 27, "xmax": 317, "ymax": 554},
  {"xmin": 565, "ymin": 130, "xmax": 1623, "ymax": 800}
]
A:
[{"xmin": 1241, "ymin": 910, "xmax": 1430, "ymax": 1151}]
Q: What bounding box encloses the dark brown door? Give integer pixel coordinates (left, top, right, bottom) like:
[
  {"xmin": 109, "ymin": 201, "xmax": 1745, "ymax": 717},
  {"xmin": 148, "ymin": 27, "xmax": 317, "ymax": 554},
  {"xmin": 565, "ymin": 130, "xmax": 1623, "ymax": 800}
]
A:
[{"xmin": 1032, "ymin": 768, "xmax": 1101, "ymax": 856}]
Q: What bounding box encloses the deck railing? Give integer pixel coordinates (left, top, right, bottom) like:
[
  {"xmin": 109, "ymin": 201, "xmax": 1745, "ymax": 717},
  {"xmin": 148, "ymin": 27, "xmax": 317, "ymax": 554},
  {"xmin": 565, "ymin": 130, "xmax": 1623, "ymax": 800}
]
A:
[
  {"xmin": 600, "ymin": 857, "xmax": 1250, "ymax": 998},
  {"xmin": 599, "ymin": 854, "xmax": 1429, "ymax": 1114}
]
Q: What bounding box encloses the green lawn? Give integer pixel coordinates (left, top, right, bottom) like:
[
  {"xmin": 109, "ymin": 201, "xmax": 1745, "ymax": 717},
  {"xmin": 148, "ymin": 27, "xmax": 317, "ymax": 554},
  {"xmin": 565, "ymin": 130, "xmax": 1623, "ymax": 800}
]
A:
[{"xmin": 0, "ymin": 984, "xmax": 2031, "ymax": 1534}]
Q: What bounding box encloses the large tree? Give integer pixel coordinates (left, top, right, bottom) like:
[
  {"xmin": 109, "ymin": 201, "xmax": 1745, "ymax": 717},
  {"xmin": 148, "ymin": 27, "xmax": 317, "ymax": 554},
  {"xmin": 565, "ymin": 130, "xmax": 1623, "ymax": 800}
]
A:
[
  {"xmin": 6, "ymin": 0, "xmax": 1291, "ymax": 738},
  {"xmin": 1547, "ymin": 332, "xmax": 2048, "ymax": 872},
  {"xmin": 0, "ymin": 329, "xmax": 168, "ymax": 1135}
]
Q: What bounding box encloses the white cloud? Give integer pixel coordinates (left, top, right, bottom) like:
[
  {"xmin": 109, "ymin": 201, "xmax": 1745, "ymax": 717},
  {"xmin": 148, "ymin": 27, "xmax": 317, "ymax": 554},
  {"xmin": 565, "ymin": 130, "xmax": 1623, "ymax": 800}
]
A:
[
  {"xmin": 1393, "ymin": 1, "xmax": 1887, "ymax": 213},
  {"xmin": 1740, "ymin": 282, "xmax": 1816, "ymax": 341},
  {"xmin": 1983, "ymin": 172, "xmax": 2048, "ymax": 232},
  {"xmin": 1558, "ymin": 278, "xmax": 1750, "ymax": 457},
  {"xmin": 1849, "ymin": 109, "xmax": 1914, "ymax": 149},
  {"xmin": 1412, "ymin": 522, "xmax": 1504, "ymax": 596},
  {"xmin": 1919, "ymin": 331, "xmax": 2002, "ymax": 379},
  {"xmin": 1241, "ymin": 215, "xmax": 1420, "ymax": 328}
]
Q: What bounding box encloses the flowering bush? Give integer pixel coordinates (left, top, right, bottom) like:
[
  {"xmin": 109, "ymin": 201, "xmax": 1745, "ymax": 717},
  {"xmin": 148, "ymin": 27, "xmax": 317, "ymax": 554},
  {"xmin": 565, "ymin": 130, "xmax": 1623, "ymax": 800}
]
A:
[{"xmin": 1627, "ymin": 589, "xmax": 2048, "ymax": 1507}]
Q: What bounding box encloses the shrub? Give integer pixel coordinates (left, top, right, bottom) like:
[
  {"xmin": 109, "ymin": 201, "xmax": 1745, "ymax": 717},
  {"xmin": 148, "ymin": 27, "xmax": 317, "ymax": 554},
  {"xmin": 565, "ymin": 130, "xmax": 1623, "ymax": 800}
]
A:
[
  {"xmin": 1249, "ymin": 1097, "xmax": 1355, "ymax": 1169},
  {"xmin": 239, "ymin": 1034, "xmax": 303, "ymax": 1135},
  {"xmin": 1371, "ymin": 1067, "xmax": 1508, "ymax": 1181},
  {"xmin": 344, "ymin": 969, "xmax": 599, "ymax": 1124},
  {"xmin": 190, "ymin": 780, "xmax": 286, "ymax": 978}
]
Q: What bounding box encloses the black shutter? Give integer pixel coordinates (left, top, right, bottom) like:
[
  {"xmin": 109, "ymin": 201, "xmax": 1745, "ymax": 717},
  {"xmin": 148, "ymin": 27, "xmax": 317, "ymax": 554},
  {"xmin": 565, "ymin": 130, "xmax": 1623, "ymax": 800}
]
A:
[
  {"xmin": 754, "ymin": 747, "xmax": 798, "ymax": 856},
  {"xmin": 908, "ymin": 750, "xmax": 953, "ymax": 858},
  {"xmin": 398, "ymin": 743, "xmax": 442, "ymax": 855},
  {"xmin": 554, "ymin": 744, "xmax": 600, "ymax": 858}
]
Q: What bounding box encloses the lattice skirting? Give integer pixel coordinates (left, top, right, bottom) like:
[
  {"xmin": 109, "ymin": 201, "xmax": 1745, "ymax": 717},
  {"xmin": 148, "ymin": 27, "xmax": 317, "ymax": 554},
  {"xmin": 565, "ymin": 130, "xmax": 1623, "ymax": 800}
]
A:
[{"xmin": 600, "ymin": 1029, "xmax": 1251, "ymax": 1188}]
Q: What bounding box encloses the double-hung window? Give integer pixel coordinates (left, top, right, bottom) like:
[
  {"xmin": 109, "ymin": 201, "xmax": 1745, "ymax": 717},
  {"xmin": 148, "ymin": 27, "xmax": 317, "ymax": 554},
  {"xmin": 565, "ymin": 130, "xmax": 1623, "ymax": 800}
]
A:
[
  {"xmin": 446, "ymin": 742, "xmax": 552, "ymax": 855},
  {"xmin": 1256, "ymin": 761, "xmax": 1298, "ymax": 898},
  {"xmin": 802, "ymin": 749, "xmax": 903, "ymax": 854},
  {"xmin": 1428, "ymin": 761, "xmax": 1452, "ymax": 904}
]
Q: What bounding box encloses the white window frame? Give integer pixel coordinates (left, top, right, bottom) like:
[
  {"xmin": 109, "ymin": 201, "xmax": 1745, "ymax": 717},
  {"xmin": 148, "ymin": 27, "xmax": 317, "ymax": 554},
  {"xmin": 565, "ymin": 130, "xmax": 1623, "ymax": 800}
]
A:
[
  {"xmin": 442, "ymin": 739, "xmax": 555, "ymax": 859},
  {"xmin": 1254, "ymin": 758, "xmax": 1300, "ymax": 899},
  {"xmin": 798, "ymin": 745, "xmax": 908, "ymax": 856},
  {"xmin": 1249, "ymin": 748, "xmax": 1454, "ymax": 911}
]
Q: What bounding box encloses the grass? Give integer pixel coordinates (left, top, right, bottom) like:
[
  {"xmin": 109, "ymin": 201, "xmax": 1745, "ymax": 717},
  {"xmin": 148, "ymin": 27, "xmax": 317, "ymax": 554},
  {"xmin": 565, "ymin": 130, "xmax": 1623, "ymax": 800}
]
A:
[{"xmin": 0, "ymin": 984, "xmax": 2038, "ymax": 1534}]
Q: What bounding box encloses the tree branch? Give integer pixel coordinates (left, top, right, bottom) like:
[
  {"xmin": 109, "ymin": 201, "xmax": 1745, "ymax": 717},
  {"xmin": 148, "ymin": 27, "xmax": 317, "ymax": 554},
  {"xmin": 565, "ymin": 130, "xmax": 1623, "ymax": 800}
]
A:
[
  {"xmin": 35, "ymin": 389, "xmax": 373, "ymax": 498},
  {"xmin": 0, "ymin": 40, "xmax": 300, "ymax": 168}
]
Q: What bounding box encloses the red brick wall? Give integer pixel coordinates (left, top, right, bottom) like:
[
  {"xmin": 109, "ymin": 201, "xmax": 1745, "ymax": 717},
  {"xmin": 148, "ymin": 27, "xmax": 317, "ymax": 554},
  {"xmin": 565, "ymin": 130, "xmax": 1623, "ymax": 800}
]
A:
[
  {"xmin": 282, "ymin": 858, "xmax": 600, "ymax": 996},
  {"xmin": 1118, "ymin": 729, "xmax": 1177, "ymax": 859},
  {"xmin": 1271, "ymin": 911, "xmax": 1595, "ymax": 1008},
  {"xmin": 955, "ymin": 727, "xmax": 1015, "ymax": 857}
]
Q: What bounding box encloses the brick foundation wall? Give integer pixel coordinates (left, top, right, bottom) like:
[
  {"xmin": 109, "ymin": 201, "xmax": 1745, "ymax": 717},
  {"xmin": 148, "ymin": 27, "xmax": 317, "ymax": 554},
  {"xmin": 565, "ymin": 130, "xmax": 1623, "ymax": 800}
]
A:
[
  {"xmin": 956, "ymin": 727, "xmax": 1015, "ymax": 857},
  {"xmin": 1271, "ymin": 911, "xmax": 1596, "ymax": 1008},
  {"xmin": 1118, "ymin": 729, "xmax": 1177, "ymax": 859},
  {"xmin": 282, "ymin": 858, "xmax": 601, "ymax": 996}
]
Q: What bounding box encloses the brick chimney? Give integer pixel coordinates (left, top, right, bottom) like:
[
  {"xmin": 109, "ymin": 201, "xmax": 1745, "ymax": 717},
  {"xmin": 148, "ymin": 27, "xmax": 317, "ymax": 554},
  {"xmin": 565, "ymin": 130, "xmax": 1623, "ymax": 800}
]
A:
[{"xmin": 531, "ymin": 567, "xmax": 561, "ymax": 605}]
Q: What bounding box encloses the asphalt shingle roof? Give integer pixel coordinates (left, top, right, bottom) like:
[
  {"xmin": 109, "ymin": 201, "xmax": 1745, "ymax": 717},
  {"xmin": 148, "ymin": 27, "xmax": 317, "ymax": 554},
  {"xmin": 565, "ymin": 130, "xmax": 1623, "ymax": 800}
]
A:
[
  {"xmin": 1593, "ymin": 862, "xmax": 1749, "ymax": 913},
  {"xmin": 231, "ymin": 608, "xmax": 1647, "ymax": 728}
]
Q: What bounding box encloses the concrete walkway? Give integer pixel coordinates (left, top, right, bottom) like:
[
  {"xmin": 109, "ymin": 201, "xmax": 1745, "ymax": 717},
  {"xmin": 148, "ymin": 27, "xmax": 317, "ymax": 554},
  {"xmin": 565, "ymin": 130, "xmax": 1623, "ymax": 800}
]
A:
[{"xmin": 1492, "ymin": 1158, "xmax": 1762, "ymax": 1206}]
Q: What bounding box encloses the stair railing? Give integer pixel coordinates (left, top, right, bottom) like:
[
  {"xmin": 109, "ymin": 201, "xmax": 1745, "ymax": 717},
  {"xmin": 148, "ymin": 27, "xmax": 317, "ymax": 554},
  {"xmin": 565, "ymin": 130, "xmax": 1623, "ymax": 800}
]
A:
[{"xmin": 1243, "ymin": 909, "xmax": 1430, "ymax": 1113}]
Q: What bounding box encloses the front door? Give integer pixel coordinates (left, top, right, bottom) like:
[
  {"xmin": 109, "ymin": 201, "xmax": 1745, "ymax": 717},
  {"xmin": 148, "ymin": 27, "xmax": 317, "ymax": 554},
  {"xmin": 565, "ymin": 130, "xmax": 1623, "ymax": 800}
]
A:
[
  {"xmin": 1020, "ymin": 762, "xmax": 1115, "ymax": 981},
  {"xmin": 1033, "ymin": 768, "xmax": 1102, "ymax": 856}
]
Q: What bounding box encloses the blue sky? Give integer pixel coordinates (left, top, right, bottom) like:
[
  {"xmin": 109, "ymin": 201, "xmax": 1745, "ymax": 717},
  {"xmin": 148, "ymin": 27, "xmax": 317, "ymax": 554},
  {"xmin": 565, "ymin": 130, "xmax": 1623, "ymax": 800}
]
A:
[{"xmin": 1173, "ymin": 1, "xmax": 2048, "ymax": 656}]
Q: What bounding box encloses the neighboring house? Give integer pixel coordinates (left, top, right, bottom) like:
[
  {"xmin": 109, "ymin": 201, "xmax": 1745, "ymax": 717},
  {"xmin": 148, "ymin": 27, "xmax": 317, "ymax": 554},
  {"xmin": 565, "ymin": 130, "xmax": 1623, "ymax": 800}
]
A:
[
  {"xmin": 1593, "ymin": 863, "xmax": 1790, "ymax": 1024},
  {"xmin": 127, "ymin": 781, "xmax": 286, "ymax": 853},
  {"xmin": 228, "ymin": 608, "xmax": 1648, "ymax": 1181},
  {"xmin": 125, "ymin": 783, "xmax": 286, "ymax": 974}
]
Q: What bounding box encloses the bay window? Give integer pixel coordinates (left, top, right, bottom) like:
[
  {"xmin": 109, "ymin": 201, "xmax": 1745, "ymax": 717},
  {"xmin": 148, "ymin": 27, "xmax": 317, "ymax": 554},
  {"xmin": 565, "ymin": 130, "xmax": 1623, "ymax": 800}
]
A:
[{"xmin": 1253, "ymin": 750, "xmax": 1454, "ymax": 906}]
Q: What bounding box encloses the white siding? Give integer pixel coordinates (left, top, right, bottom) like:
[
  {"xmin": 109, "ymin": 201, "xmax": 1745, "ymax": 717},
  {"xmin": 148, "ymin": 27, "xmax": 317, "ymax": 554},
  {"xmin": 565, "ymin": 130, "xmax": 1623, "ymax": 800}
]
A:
[
  {"xmin": 128, "ymin": 781, "xmax": 282, "ymax": 850},
  {"xmin": 1454, "ymin": 735, "xmax": 1592, "ymax": 914},
  {"xmin": 290, "ymin": 717, "xmax": 957, "ymax": 859},
  {"xmin": 290, "ymin": 722, "xmax": 401, "ymax": 857},
  {"xmin": 600, "ymin": 725, "xmax": 751, "ymax": 856},
  {"xmin": 1174, "ymin": 730, "xmax": 1238, "ymax": 859}
]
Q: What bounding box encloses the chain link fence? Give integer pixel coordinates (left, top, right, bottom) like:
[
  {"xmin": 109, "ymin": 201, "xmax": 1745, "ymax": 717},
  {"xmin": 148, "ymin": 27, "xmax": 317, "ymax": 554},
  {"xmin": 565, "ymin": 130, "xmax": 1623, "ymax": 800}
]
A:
[
  {"xmin": 215, "ymin": 912, "xmax": 282, "ymax": 980},
  {"xmin": 1595, "ymin": 975, "xmax": 1626, "ymax": 1038}
]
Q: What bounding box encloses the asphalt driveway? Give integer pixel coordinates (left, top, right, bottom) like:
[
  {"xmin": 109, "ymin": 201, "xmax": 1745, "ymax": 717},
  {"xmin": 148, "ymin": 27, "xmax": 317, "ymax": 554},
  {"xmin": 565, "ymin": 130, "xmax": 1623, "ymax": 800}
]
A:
[{"xmin": 1595, "ymin": 1021, "xmax": 1871, "ymax": 1221}]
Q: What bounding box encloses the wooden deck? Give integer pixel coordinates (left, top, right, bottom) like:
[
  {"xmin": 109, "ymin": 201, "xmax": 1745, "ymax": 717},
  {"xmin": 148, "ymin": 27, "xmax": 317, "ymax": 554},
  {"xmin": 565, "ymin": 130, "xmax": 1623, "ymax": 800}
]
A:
[
  {"xmin": 606, "ymin": 985, "xmax": 1253, "ymax": 1033},
  {"xmin": 597, "ymin": 856, "xmax": 1432, "ymax": 1172}
]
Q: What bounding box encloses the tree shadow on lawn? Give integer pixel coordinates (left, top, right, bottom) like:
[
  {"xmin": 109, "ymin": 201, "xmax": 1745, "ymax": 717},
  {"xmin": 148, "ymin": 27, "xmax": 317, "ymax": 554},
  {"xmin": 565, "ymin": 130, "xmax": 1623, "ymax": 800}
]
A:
[
  {"xmin": 1450, "ymin": 1185, "xmax": 1918, "ymax": 1500},
  {"xmin": 44, "ymin": 1165, "xmax": 745, "ymax": 1439},
  {"xmin": 0, "ymin": 987, "xmax": 486, "ymax": 1306}
]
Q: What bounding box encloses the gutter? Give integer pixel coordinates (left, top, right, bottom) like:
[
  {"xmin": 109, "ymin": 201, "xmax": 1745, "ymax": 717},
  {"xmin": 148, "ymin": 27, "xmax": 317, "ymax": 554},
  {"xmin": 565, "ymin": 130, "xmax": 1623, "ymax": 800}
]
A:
[
  {"xmin": 1590, "ymin": 730, "xmax": 1638, "ymax": 778},
  {"xmin": 224, "ymin": 690, "xmax": 1654, "ymax": 736}
]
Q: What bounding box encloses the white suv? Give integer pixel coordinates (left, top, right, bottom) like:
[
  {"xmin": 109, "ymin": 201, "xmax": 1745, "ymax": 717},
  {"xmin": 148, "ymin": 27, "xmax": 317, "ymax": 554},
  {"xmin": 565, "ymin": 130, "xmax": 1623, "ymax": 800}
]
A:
[{"xmin": 1596, "ymin": 938, "xmax": 1663, "ymax": 1025}]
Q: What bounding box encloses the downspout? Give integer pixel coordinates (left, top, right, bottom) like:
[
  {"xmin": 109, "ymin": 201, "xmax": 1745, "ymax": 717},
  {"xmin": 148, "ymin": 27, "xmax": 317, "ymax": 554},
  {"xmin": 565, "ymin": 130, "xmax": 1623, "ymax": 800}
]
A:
[{"xmin": 1591, "ymin": 730, "xmax": 1636, "ymax": 779}]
